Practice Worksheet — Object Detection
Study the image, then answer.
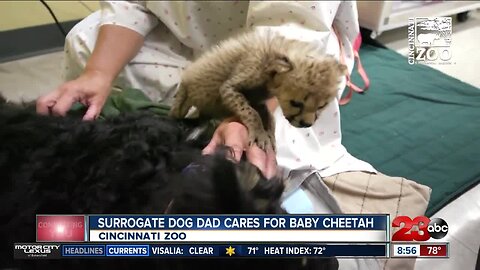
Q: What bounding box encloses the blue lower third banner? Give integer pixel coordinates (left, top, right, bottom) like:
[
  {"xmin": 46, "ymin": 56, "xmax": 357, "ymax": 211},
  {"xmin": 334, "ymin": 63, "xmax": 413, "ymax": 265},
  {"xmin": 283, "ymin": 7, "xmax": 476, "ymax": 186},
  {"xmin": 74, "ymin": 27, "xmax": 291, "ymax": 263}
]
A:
[
  {"xmin": 88, "ymin": 215, "xmax": 389, "ymax": 243},
  {"xmin": 57, "ymin": 244, "xmax": 387, "ymax": 258}
]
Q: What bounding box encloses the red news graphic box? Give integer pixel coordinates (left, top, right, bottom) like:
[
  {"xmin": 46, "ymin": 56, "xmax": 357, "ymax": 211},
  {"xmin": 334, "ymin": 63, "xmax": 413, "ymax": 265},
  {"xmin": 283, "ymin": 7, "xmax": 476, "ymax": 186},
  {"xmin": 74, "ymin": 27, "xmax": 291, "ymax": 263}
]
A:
[
  {"xmin": 36, "ymin": 215, "xmax": 85, "ymax": 242},
  {"xmin": 420, "ymin": 244, "xmax": 448, "ymax": 257}
]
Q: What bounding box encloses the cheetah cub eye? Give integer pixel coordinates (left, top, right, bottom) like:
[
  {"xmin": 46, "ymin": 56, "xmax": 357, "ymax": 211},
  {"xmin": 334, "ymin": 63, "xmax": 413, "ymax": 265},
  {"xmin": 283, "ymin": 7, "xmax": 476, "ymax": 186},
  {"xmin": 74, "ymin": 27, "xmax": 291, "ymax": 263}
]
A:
[{"xmin": 289, "ymin": 100, "xmax": 303, "ymax": 108}]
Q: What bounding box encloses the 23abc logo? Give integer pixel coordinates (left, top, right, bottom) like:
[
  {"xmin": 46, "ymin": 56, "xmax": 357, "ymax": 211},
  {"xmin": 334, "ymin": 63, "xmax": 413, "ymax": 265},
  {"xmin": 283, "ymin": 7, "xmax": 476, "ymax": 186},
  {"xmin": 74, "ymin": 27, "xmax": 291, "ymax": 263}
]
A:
[{"xmin": 392, "ymin": 216, "xmax": 448, "ymax": 241}]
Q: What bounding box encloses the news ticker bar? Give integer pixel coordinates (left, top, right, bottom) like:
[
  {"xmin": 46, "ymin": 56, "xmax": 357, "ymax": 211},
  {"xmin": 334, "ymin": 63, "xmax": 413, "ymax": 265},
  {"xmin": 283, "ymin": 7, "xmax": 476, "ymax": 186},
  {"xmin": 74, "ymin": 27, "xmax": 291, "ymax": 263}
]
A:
[
  {"xmin": 14, "ymin": 243, "xmax": 449, "ymax": 259},
  {"xmin": 36, "ymin": 214, "xmax": 390, "ymax": 243},
  {"xmin": 14, "ymin": 243, "xmax": 388, "ymax": 259}
]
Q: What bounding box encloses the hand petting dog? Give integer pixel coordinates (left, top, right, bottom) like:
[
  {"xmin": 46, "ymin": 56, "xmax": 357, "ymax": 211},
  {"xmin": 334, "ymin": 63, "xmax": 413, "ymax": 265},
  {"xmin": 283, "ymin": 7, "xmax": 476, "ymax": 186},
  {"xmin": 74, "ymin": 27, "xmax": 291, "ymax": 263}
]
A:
[{"xmin": 202, "ymin": 119, "xmax": 277, "ymax": 179}]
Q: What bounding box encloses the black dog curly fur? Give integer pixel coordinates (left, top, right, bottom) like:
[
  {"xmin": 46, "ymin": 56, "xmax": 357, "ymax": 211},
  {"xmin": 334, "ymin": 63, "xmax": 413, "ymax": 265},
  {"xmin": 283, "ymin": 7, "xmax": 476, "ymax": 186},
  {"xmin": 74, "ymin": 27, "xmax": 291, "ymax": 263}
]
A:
[{"xmin": 0, "ymin": 97, "xmax": 338, "ymax": 270}]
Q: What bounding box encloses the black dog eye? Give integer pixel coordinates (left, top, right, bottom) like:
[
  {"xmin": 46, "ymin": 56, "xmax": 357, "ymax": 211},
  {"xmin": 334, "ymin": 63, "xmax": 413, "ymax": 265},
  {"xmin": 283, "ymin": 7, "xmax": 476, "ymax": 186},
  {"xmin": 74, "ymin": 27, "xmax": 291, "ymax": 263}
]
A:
[{"xmin": 289, "ymin": 100, "xmax": 303, "ymax": 108}]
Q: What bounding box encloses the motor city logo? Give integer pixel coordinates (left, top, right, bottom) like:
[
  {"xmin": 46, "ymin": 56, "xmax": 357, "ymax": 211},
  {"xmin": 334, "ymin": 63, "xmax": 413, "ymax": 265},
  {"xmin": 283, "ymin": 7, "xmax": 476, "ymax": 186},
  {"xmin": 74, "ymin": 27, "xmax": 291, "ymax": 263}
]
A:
[{"xmin": 14, "ymin": 244, "xmax": 61, "ymax": 259}]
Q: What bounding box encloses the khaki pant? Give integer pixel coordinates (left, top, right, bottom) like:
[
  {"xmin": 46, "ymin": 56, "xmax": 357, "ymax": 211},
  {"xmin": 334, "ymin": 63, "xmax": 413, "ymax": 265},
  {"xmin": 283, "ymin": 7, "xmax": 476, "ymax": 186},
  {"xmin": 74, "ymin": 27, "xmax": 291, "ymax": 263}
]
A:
[{"xmin": 323, "ymin": 172, "xmax": 432, "ymax": 270}]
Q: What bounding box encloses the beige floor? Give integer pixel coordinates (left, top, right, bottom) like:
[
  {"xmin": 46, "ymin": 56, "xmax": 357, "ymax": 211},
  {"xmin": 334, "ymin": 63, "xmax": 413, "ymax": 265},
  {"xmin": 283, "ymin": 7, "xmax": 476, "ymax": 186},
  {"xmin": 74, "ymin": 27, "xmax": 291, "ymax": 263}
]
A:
[{"xmin": 0, "ymin": 51, "xmax": 64, "ymax": 102}]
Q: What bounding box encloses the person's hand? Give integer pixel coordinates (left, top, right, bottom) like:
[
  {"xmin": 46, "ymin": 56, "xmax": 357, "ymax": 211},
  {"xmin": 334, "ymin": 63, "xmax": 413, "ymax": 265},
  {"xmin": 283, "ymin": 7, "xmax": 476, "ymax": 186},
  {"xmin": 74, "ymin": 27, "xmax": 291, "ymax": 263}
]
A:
[
  {"xmin": 202, "ymin": 120, "xmax": 277, "ymax": 179},
  {"xmin": 36, "ymin": 24, "xmax": 145, "ymax": 120},
  {"xmin": 36, "ymin": 70, "xmax": 112, "ymax": 121}
]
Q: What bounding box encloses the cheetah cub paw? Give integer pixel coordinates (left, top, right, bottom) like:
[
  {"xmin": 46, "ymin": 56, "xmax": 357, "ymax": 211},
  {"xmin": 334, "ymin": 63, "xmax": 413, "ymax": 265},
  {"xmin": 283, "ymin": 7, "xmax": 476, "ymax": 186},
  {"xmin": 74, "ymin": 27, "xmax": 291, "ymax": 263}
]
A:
[{"xmin": 248, "ymin": 129, "xmax": 276, "ymax": 152}]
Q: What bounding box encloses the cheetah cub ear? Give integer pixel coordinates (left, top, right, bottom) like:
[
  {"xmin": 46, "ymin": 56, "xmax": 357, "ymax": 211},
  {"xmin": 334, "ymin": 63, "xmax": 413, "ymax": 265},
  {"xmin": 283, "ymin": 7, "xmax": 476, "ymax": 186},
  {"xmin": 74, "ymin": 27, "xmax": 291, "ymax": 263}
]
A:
[
  {"xmin": 338, "ymin": 63, "xmax": 348, "ymax": 76},
  {"xmin": 267, "ymin": 55, "xmax": 293, "ymax": 76}
]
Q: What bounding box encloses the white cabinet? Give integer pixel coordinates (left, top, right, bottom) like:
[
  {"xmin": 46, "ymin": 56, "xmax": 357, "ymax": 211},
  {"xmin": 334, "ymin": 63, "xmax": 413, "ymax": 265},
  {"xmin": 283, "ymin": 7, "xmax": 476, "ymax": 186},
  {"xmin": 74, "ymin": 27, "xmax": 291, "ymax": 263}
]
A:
[{"xmin": 357, "ymin": 1, "xmax": 480, "ymax": 37}]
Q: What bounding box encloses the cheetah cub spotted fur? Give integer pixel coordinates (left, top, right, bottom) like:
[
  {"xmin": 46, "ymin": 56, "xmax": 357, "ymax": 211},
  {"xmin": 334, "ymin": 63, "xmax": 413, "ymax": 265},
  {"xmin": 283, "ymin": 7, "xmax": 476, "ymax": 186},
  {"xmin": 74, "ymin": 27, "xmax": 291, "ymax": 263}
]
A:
[{"xmin": 169, "ymin": 30, "xmax": 347, "ymax": 151}]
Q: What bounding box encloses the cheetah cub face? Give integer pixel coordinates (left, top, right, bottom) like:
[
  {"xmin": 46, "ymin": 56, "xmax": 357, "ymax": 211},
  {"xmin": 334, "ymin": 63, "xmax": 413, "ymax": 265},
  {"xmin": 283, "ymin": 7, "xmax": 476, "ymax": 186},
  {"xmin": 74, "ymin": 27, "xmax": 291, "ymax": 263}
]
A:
[{"xmin": 268, "ymin": 55, "xmax": 347, "ymax": 128}]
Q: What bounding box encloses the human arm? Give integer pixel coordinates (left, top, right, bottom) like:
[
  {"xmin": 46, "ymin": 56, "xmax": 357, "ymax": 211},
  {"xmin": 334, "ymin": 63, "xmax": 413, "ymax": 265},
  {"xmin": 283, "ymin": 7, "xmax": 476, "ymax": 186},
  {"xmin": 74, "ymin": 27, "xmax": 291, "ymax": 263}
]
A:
[
  {"xmin": 36, "ymin": 1, "xmax": 159, "ymax": 120},
  {"xmin": 36, "ymin": 25, "xmax": 145, "ymax": 120}
]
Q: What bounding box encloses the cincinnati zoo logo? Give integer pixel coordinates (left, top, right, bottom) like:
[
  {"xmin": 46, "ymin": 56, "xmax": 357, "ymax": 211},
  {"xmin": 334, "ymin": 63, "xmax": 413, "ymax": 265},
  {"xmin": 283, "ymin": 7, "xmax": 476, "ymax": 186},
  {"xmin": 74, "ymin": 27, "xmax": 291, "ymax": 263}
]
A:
[{"xmin": 408, "ymin": 17, "xmax": 453, "ymax": 65}]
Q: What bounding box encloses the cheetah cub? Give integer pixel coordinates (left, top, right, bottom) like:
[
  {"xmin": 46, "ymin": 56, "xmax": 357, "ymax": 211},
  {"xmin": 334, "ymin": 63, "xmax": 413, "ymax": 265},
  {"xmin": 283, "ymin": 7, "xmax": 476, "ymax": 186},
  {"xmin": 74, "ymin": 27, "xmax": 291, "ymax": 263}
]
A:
[{"xmin": 169, "ymin": 30, "xmax": 347, "ymax": 151}]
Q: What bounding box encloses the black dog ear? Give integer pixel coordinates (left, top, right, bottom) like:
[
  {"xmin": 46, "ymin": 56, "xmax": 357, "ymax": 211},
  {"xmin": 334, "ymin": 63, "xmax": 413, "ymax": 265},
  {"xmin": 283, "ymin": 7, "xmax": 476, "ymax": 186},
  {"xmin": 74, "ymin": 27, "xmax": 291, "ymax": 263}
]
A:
[
  {"xmin": 233, "ymin": 160, "xmax": 286, "ymax": 214},
  {"xmin": 169, "ymin": 149, "xmax": 203, "ymax": 172},
  {"xmin": 210, "ymin": 153, "xmax": 249, "ymax": 213},
  {"xmin": 250, "ymin": 174, "xmax": 285, "ymax": 214},
  {"xmin": 169, "ymin": 151, "xmax": 249, "ymax": 214},
  {"xmin": 234, "ymin": 161, "xmax": 262, "ymax": 192}
]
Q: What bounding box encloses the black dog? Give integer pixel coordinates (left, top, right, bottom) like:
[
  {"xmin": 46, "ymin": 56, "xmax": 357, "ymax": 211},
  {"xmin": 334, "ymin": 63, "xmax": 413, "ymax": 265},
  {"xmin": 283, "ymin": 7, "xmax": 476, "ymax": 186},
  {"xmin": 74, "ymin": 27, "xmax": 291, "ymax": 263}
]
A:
[{"xmin": 0, "ymin": 97, "xmax": 338, "ymax": 270}]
